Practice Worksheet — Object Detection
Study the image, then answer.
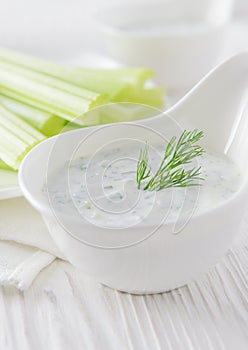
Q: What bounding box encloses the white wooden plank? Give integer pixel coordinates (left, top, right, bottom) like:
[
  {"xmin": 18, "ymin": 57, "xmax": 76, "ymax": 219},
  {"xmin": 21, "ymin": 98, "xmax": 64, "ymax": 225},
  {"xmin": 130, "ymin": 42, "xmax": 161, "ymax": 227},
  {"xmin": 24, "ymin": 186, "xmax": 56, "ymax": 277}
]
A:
[{"xmin": 0, "ymin": 245, "xmax": 247, "ymax": 350}]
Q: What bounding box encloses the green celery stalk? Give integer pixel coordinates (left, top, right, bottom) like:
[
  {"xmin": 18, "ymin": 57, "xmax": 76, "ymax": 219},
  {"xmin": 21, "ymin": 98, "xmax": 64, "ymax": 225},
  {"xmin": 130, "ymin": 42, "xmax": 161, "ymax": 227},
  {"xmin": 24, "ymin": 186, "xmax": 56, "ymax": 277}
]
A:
[
  {"xmin": 0, "ymin": 48, "xmax": 78, "ymax": 79},
  {"xmin": 0, "ymin": 129, "xmax": 32, "ymax": 170},
  {"xmin": 0, "ymin": 67, "xmax": 104, "ymax": 123},
  {"xmin": 72, "ymin": 67, "xmax": 155, "ymax": 96},
  {"xmin": 0, "ymin": 104, "xmax": 44, "ymax": 142},
  {"xmin": 0, "ymin": 49, "xmax": 154, "ymax": 89},
  {"xmin": 0, "ymin": 127, "xmax": 37, "ymax": 170},
  {"xmin": 0, "ymin": 159, "xmax": 12, "ymax": 170},
  {"xmin": 0, "ymin": 104, "xmax": 45, "ymax": 169},
  {"xmin": 0, "ymin": 48, "xmax": 160, "ymax": 101},
  {"xmin": 0, "ymin": 48, "xmax": 117, "ymax": 94},
  {"xmin": 80, "ymin": 103, "xmax": 161, "ymax": 126},
  {"xmin": 71, "ymin": 69, "xmax": 166, "ymax": 108},
  {"xmin": 0, "ymin": 48, "xmax": 165, "ymax": 127},
  {"xmin": 0, "ymin": 60, "xmax": 106, "ymax": 101},
  {"xmin": 0, "ymin": 95, "xmax": 66, "ymax": 136},
  {"xmin": 113, "ymin": 86, "xmax": 165, "ymax": 108},
  {"xmin": 0, "ymin": 88, "xmax": 75, "ymax": 122}
]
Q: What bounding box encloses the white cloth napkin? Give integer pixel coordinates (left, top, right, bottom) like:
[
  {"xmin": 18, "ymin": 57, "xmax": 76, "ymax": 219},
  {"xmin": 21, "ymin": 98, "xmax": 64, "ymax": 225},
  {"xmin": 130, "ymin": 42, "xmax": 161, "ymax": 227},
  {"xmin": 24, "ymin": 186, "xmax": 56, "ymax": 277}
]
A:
[{"xmin": 0, "ymin": 197, "xmax": 64, "ymax": 290}]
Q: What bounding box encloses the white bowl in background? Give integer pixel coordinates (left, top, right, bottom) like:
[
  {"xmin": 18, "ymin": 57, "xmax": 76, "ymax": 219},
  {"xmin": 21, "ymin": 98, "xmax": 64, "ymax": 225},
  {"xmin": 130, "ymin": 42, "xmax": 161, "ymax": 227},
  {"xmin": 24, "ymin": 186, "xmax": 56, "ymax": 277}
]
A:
[{"xmin": 95, "ymin": 0, "xmax": 234, "ymax": 90}]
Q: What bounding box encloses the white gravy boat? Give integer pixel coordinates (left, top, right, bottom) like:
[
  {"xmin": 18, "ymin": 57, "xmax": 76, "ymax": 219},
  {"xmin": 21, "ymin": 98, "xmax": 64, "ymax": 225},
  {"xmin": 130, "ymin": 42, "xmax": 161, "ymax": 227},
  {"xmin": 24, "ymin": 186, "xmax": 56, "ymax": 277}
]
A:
[{"xmin": 19, "ymin": 53, "xmax": 248, "ymax": 294}]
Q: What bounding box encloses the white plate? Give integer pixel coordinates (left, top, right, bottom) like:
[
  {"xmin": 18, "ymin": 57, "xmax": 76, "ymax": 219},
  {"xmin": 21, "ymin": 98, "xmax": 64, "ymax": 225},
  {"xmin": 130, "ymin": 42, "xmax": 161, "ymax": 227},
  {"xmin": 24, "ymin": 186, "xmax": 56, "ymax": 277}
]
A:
[{"xmin": 0, "ymin": 170, "xmax": 21, "ymax": 199}]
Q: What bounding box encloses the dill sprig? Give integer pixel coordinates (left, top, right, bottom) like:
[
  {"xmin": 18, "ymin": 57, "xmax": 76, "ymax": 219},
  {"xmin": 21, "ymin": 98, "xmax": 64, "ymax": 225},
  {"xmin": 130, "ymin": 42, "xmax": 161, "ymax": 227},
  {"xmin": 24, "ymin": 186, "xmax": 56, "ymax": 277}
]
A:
[
  {"xmin": 136, "ymin": 129, "xmax": 205, "ymax": 191},
  {"xmin": 136, "ymin": 142, "xmax": 151, "ymax": 189}
]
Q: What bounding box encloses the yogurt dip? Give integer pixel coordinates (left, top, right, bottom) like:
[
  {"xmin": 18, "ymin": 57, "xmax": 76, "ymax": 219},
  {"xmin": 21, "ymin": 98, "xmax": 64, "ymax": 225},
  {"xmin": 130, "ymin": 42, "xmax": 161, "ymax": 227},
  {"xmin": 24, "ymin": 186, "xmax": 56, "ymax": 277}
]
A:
[{"xmin": 47, "ymin": 143, "xmax": 241, "ymax": 229}]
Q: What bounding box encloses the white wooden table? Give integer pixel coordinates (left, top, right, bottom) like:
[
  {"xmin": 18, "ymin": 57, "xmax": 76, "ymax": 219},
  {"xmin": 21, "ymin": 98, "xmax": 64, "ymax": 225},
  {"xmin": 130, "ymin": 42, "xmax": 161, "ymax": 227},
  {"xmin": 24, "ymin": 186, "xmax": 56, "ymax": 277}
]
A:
[{"xmin": 0, "ymin": 231, "xmax": 247, "ymax": 350}]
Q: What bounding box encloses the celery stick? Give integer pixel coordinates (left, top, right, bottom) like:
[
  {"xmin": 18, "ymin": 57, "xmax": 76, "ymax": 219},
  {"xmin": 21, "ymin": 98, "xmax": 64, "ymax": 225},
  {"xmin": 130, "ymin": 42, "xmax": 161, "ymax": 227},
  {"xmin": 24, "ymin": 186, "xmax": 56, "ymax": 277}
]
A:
[
  {"xmin": 0, "ymin": 49, "xmax": 115, "ymax": 95},
  {"xmin": 0, "ymin": 49, "xmax": 124, "ymax": 92},
  {"xmin": 0, "ymin": 104, "xmax": 45, "ymax": 142},
  {"xmin": 0, "ymin": 48, "xmax": 165, "ymax": 122},
  {"xmin": 0, "ymin": 104, "xmax": 46, "ymax": 169},
  {"xmin": 72, "ymin": 70, "xmax": 165, "ymax": 107},
  {"xmin": 0, "ymin": 48, "xmax": 76, "ymax": 79},
  {"xmin": 0, "ymin": 159, "xmax": 12, "ymax": 170},
  {"xmin": 0, "ymin": 48, "xmax": 154, "ymax": 87},
  {"xmin": 0, "ymin": 60, "xmax": 106, "ymax": 102},
  {"xmin": 81, "ymin": 103, "xmax": 161, "ymax": 126},
  {"xmin": 61, "ymin": 122, "xmax": 82, "ymax": 133},
  {"xmin": 0, "ymin": 88, "xmax": 76, "ymax": 122},
  {"xmin": 71, "ymin": 67, "xmax": 154, "ymax": 97},
  {"xmin": 0, "ymin": 67, "xmax": 103, "ymax": 123},
  {"xmin": 0, "ymin": 68, "xmax": 90, "ymax": 117},
  {"xmin": 113, "ymin": 86, "xmax": 165, "ymax": 108},
  {"xmin": 0, "ymin": 95, "xmax": 66, "ymax": 136},
  {"xmin": 0, "ymin": 127, "xmax": 37, "ymax": 170},
  {"xmin": 74, "ymin": 67, "xmax": 154, "ymax": 89},
  {"xmin": 0, "ymin": 49, "xmax": 157, "ymax": 99}
]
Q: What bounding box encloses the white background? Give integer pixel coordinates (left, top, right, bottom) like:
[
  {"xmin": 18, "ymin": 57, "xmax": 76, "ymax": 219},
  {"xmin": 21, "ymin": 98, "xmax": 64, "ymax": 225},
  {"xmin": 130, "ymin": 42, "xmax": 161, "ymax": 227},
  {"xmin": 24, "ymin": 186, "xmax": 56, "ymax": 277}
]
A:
[{"xmin": 0, "ymin": 0, "xmax": 247, "ymax": 60}]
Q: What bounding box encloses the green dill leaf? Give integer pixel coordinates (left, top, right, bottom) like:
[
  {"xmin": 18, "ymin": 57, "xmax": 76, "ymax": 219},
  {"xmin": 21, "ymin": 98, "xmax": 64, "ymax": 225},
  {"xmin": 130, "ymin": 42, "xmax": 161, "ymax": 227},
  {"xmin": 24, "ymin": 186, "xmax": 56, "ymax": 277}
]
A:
[
  {"xmin": 136, "ymin": 129, "xmax": 205, "ymax": 191},
  {"xmin": 136, "ymin": 142, "xmax": 151, "ymax": 189}
]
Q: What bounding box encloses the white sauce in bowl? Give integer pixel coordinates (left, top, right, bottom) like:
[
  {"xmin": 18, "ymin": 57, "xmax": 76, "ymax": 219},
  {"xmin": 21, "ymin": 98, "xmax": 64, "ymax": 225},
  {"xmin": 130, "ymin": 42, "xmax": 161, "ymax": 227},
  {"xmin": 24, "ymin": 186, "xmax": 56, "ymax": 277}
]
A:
[{"xmin": 47, "ymin": 144, "xmax": 241, "ymax": 229}]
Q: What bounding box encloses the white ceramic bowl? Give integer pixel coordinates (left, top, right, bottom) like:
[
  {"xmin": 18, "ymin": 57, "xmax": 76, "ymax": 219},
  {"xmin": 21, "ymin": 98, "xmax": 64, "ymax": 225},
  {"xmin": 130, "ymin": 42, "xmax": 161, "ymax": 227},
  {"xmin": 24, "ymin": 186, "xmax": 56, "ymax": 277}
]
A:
[
  {"xmin": 19, "ymin": 53, "xmax": 248, "ymax": 294},
  {"xmin": 95, "ymin": 0, "xmax": 234, "ymax": 89}
]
